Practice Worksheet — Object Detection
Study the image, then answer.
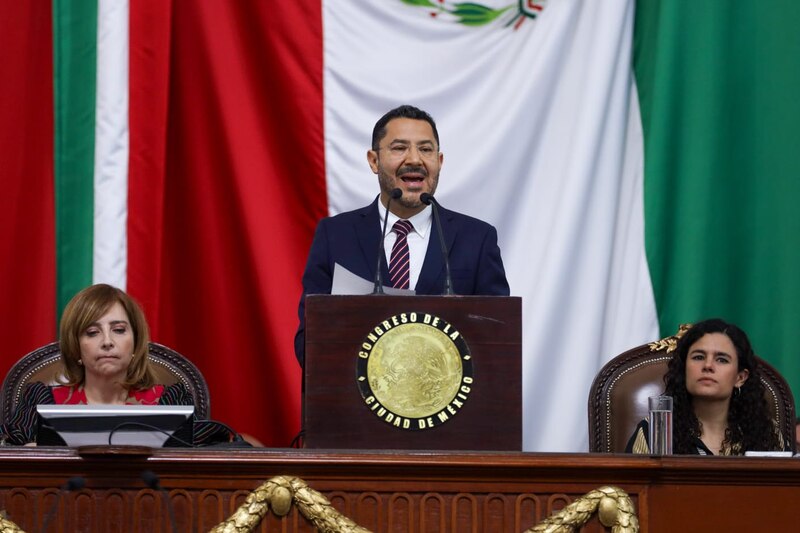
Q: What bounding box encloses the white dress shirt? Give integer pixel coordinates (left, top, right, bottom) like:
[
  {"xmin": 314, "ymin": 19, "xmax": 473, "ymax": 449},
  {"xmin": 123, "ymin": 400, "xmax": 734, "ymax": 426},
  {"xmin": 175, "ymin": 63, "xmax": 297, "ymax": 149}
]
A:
[{"xmin": 380, "ymin": 203, "xmax": 432, "ymax": 290}]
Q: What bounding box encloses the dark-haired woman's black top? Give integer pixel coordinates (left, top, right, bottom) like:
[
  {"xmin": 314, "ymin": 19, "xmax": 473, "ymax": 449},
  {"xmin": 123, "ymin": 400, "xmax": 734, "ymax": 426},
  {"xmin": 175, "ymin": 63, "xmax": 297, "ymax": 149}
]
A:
[
  {"xmin": 625, "ymin": 419, "xmax": 718, "ymax": 455},
  {"xmin": 625, "ymin": 418, "xmax": 788, "ymax": 455}
]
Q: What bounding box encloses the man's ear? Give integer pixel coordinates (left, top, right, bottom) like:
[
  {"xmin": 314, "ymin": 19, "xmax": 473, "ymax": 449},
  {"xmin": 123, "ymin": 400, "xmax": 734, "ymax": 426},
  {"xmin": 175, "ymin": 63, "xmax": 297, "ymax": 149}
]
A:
[{"xmin": 367, "ymin": 150, "xmax": 379, "ymax": 174}]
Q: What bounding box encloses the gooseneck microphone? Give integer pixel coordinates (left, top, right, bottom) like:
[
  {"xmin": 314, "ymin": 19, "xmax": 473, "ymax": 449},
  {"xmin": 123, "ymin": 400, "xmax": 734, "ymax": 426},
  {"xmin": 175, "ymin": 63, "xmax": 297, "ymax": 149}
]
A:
[
  {"xmin": 420, "ymin": 193, "xmax": 455, "ymax": 295},
  {"xmin": 41, "ymin": 476, "xmax": 86, "ymax": 532},
  {"xmin": 142, "ymin": 470, "xmax": 179, "ymax": 533},
  {"xmin": 373, "ymin": 188, "xmax": 403, "ymax": 294}
]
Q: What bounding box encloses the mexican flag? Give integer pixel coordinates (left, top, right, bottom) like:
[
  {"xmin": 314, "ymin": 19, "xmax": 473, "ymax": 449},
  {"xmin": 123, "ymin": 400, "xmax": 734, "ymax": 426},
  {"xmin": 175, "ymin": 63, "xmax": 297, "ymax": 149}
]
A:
[{"xmin": 1, "ymin": 0, "xmax": 798, "ymax": 450}]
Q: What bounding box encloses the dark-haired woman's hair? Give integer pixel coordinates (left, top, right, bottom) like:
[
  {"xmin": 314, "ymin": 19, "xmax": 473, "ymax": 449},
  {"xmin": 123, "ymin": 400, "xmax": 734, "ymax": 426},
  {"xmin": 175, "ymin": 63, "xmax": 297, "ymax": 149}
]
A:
[{"xmin": 664, "ymin": 318, "xmax": 781, "ymax": 454}]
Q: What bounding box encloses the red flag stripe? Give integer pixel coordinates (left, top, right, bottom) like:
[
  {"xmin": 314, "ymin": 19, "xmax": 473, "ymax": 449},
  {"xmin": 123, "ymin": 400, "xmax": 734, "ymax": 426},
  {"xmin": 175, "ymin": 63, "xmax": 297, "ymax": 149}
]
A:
[{"xmin": 127, "ymin": 1, "xmax": 325, "ymax": 446}]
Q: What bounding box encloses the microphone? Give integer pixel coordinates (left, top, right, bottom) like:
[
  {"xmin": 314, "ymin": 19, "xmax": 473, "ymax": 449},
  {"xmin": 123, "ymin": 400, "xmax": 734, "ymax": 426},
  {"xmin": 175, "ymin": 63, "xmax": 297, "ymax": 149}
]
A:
[
  {"xmin": 420, "ymin": 193, "xmax": 455, "ymax": 295},
  {"xmin": 373, "ymin": 188, "xmax": 403, "ymax": 294},
  {"xmin": 142, "ymin": 470, "xmax": 179, "ymax": 533},
  {"xmin": 41, "ymin": 476, "xmax": 86, "ymax": 532}
]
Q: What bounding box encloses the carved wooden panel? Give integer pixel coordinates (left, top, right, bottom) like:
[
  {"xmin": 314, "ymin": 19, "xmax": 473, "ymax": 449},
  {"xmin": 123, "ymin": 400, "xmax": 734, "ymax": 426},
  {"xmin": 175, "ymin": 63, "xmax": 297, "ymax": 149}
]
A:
[
  {"xmin": 0, "ymin": 487, "xmax": 616, "ymax": 532},
  {"xmin": 0, "ymin": 448, "xmax": 798, "ymax": 532}
]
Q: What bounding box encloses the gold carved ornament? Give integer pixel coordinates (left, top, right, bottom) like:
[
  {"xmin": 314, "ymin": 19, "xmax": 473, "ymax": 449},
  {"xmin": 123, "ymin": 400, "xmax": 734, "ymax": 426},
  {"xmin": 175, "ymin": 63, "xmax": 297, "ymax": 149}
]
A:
[
  {"xmin": 0, "ymin": 514, "xmax": 25, "ymax": 533},
  {"xmin": 209, "ymin": 475, "xmax": 370, "ymax": 533},
  {"xmin": 525, "ymin": 485, "xmax": 639, "ymax": 533},
  {"xmin": 647, "ymin": 323, "xmax": 692, "ymax": 353},
  {"xmin": 210, "ymin": 478, "xmax": 638, "ymax": 533}
]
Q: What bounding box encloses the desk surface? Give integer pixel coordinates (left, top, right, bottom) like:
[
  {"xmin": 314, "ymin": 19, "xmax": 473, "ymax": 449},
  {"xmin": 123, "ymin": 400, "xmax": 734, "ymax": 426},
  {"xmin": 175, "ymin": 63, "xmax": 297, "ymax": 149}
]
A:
[{"xmin": 1, "ymin": 448, "xmax": 798, "ymax": 532}]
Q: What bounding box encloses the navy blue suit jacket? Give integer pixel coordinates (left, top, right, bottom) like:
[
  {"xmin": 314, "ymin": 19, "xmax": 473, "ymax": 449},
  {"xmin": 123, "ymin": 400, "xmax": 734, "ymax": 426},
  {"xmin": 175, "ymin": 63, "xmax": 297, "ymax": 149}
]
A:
[{"xmin": 294, "ymin": 197, "xmax": 510, "ymax": 364}]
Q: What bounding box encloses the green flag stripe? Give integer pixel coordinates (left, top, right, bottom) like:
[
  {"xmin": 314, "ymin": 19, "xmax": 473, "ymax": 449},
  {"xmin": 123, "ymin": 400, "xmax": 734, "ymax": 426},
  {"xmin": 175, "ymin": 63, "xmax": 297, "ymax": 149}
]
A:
[
  {"xmin": 53, "ymin": 0, "xmax": 98, "ymax": 316},
  {"xmin": 635, "ymin": 1, "xmax": 800, "ymax": 400}
]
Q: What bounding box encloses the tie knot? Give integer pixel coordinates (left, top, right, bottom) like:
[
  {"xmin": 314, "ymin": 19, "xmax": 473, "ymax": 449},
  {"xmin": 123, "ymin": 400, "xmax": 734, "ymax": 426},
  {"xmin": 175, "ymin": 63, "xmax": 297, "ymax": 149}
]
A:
[{"xmin": 393, "ymin": 219, "xmax": 413, "ymax": 237}]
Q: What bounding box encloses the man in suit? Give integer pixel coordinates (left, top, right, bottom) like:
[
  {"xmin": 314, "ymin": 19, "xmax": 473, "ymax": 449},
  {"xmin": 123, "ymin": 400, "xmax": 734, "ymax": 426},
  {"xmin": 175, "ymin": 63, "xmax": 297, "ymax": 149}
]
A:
[{"xmin": 295, "ymin": 105, "xmax": 509, "ymax": 364}]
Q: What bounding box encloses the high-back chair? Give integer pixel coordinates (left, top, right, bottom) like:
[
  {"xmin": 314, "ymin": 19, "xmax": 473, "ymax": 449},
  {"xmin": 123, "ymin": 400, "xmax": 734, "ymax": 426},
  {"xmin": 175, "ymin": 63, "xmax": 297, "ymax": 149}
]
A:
[
  {"xmin": 588, "ymin": 325, "xmax": 796, "ymax": 453},
  {"xmin": 0, "ymin": 341, "xmax": 210, "ymax": 422}
]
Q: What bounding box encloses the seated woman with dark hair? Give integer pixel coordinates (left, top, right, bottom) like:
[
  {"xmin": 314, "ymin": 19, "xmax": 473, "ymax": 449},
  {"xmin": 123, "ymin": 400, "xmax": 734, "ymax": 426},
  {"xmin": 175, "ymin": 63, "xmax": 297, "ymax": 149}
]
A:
[
  {"xmin": 626, "ymin": 318, "xmax": 785, "ymax": 455},
  {"xmin": 0, "ymin": 284, "xmax": 234, "ymax": 446}
]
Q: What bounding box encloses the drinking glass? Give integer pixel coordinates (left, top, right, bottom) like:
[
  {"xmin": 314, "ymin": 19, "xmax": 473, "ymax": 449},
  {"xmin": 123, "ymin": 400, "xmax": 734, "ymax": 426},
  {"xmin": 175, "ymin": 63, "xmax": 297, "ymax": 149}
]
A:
[{"xmin": 648, "ymin": 395, "xmax": 673, "ymax": 455}]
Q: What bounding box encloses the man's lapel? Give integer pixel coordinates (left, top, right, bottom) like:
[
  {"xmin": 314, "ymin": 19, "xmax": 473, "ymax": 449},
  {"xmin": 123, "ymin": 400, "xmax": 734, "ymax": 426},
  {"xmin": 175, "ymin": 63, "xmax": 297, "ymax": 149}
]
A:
[
  {"xmin": 354, "ymin": 197, "xmax": 386, "ymax": 283},
  {"xmin": 416, "ymin": 205, "xmax": 456, "ymax": 295}
]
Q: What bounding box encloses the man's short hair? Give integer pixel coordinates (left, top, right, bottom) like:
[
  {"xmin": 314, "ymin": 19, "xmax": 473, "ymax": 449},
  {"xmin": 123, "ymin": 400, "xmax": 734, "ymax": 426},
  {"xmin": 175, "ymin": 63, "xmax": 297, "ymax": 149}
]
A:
[{"xmin": 371, "ymin": 105, "xmax": 440, "ymax": 151}]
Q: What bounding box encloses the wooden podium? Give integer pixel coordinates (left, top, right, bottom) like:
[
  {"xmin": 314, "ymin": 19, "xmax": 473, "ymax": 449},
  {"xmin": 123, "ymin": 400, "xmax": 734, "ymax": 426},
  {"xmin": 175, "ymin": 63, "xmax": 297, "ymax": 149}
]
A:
[{"xmin": 304, "ymin": 294, "xmax": 522, "ymax": 450}]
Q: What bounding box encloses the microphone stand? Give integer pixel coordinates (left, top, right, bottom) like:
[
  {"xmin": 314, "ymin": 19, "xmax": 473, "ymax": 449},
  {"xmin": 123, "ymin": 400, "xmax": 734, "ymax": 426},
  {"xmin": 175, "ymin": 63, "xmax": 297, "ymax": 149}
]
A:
[
  {"xmin": 420, "ymin": 193, "xmax": 455, "ymax": 295},
  {"xmin": 142, "ymin": 470, "xmax": 179, "ymax": 533},
  {"xmin": 373, "ymin": 188, "xmax": 403, "ymax": 294},
  {"xmin": 41, "ymin": 476, "xmax": 86, "ymax": 532}
]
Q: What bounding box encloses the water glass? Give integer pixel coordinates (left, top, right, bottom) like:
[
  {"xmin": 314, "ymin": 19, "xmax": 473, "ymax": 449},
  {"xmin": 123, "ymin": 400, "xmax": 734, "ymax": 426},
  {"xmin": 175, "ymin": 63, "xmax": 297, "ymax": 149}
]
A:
[{"xmin": 648, "ymin": 395, "xmax": 673, "ymax": 455}]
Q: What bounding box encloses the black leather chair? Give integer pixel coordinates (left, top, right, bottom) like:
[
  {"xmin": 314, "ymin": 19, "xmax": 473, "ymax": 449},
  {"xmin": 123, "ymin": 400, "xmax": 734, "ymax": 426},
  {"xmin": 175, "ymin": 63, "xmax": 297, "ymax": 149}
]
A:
[
  {"xmin": 0, "ymin": 341, "xmax": 210, "ymax": 422},
  {"xmin": 588, "ymin": 325, "xmax": 796, "ymax": 453}
]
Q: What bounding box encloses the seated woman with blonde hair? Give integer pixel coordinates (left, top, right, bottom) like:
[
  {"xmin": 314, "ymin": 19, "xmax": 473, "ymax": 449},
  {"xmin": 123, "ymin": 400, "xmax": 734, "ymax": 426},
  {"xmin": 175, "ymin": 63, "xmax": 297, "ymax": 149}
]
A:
[
  {"xmin": 1, "ymin": 284, "xmax": 233, "ymax": 446},
  {"xmin": 626, "ymin": 318, "xmax": 786, "ymax": 455}
]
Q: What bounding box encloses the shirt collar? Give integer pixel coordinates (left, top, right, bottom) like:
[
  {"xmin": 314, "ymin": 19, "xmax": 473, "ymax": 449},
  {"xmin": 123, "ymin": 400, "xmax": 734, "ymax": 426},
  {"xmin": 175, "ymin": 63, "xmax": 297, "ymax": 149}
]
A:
[{"xmin": 381, "ymin": 202, "xmax": 433, "ymax": 238}]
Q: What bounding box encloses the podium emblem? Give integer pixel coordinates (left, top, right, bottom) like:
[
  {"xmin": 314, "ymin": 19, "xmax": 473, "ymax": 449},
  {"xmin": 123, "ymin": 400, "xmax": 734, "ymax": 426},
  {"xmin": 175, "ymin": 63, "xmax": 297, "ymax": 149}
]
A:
[{"xmin": 356, "ymin": 312, "xmax": 473, "ymax": 430}]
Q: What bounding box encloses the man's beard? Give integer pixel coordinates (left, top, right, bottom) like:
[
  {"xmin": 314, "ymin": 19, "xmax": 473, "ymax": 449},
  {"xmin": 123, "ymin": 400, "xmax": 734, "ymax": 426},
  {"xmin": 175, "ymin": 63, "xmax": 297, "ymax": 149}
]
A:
[{"xmin": 377, "ymin": 164, "xmax": 438, "ymax": 209}]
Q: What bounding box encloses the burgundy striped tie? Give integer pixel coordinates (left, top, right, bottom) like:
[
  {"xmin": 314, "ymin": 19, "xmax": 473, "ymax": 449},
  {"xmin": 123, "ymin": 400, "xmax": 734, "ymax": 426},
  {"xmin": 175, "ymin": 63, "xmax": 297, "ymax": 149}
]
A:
[{"xmin": 389, "ymin": 219, "xmax": 414, "ymax": 289}]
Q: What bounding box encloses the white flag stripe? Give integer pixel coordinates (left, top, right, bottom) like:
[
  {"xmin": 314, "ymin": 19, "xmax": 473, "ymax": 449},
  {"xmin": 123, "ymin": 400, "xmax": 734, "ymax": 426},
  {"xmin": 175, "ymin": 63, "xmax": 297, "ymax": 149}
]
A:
[
  {"xmin": 324, "ymin": 0, "xmax": 658, "ymax": 451},
  {"xmin": 93, "ymin": 0, "xmax": 129, "ymax": 289}
]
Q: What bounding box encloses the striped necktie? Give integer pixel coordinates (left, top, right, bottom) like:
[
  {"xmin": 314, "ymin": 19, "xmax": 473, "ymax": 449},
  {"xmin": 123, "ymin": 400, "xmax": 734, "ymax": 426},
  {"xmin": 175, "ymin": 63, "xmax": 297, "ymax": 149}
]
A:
[{"xmin": 388, "ymin": 219, "xmax": 414, "ymax": 289}]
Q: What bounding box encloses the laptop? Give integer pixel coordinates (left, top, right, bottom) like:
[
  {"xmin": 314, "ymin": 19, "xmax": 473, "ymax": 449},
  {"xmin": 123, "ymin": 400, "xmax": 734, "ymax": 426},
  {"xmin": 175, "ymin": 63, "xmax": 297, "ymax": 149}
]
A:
[{"xmin": 36, "ymin": 404, "xmax": 194, "ymax": 447}]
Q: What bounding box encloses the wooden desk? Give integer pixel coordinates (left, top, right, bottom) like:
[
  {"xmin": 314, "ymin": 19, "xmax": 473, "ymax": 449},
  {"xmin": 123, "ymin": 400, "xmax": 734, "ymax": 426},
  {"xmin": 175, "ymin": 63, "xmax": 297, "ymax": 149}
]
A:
[{"xmin": 0, "ymin": 447, "xmax": 797, "ymax": 532}]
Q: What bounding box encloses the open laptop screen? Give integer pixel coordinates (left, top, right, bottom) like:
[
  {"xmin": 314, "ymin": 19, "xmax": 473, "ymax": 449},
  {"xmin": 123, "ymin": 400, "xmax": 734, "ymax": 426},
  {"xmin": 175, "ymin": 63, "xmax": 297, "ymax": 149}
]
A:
[{"xmin": 36, "ymin": 404, "xmax": 194, "ymax": 447}]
